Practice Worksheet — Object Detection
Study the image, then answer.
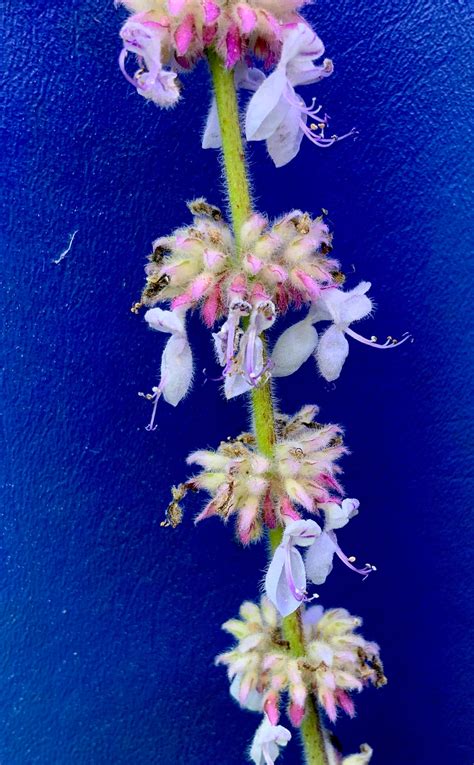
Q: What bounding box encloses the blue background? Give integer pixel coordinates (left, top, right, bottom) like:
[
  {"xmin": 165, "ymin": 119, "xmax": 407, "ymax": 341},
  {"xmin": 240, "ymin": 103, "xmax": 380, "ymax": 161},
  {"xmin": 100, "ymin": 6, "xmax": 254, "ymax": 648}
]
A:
[{"xmin": 2, "ymin": 0, "xmax": 473, "ymax": 762}]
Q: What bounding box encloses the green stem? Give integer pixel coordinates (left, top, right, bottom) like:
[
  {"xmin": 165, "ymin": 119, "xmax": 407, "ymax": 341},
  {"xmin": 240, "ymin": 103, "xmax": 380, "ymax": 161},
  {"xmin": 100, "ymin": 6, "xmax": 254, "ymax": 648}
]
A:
[
  {"xmin": 206, "ymin": 50, "xmax": 251, "ymax": 249},
  {"xmin": 207, "ymin": 52, "xmax": 329, "ymax": 765}
]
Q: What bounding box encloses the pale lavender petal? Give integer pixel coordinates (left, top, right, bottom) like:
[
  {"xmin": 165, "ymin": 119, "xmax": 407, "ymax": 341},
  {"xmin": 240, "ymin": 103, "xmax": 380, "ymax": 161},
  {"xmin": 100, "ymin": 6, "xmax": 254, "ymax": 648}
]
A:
[
  {"xmin": 283, "ymin": 518, "xmax": 321, "ymax": 547},
  {"xmin": 305, "ymin": 531, "xmax": 337, "ymax": 585},
  {"xmin": 230, "ymin": 675, "xmax": 264, "ymax": 712},
  {"xmin": 202, "ymin": 97, "xmax": 222, "ymax": 149},
  {"xmin": 145, "ymin": 307, "xmax": 185, "ymax": 335},
  {"xmin": 271, "ymin": 320, "xmax": 318, "ymax": 377},
  {"xmin": 224, "ymin": 372, "xmax": 252, "ymax": 399},
  {"xmin": 316, "ymin": 325, "xmax": 349, "ymax": 381},
  {"xmin": 321, "ymin": 498, "xmax": 359, "ymax": 531},
  {"xmin": 339, "ymin": 293, "xmax": 372, "ymax": 325},
  {"xmin": 161, "ymin": 334, "xmax": 193, "ymax": 406},
  {"xmin": 308, "ymin": 297, "xmax": 333, "ymax": 324},
  {"xmin": 280, "ymin": 22, "xmax": 321, "ymax": 67},
  {"xmin": 265, "ymin": 545, "xmax": 306, "ymax": 617},
  {"xmin": 245, "ymin": 70, "xmax": 289, "ymax": 142},
  {"xmin": 235, "ymin": 62, "xmax": 265, "ymax": 91},
  {"xmin": 266, "ymin": 101, "xmax": 304, "ymax": 167}
]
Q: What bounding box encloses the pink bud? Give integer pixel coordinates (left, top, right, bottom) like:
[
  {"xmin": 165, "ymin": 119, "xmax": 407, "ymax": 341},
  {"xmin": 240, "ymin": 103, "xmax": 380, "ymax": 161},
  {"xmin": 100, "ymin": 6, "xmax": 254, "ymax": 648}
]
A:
[
  {"xmin": 290, "ymin": 683, "xmax": 307, "ymax": 708},
  {"xmin": 168, "ymin": 0, "xmax": 186, "ymax": 15},
  {"xmin": 225, "ymin": 24, "xmax": 242, "ymax": 68},
  {"xmin": 194, "ymin": 501, "xmax": 218, "ymax": 523},
  {"xmin": 320, "ymin": 472, "xmax": 343, "ymax": 493},
  {"xmin": 201, "ymin": 285, "xmax": 221, "ymax": 327},
  {"xmin": 203, "ymin": 0, "xmax": 220, "ymax": 23},
  {"xmin": 245, "ymin": 254, "xmax": 263, "ymax": 275},
  {"xmin": 321, "ymin": 690, "xmax": 337, "ymax": 723},
  {"xmin": 280, "ymin": 497, "xmax": 301, "ymax": 521},
  {"xmin": 270, "ymin": 673, "xmax": 285, "ymax": 691},
  {"xmin": 249, "ymin": 282, "xmax": 270, "ymax": 303},
  {"xmin": 203, "ymin": 24, "xmax": 218, "ymax": 46},
  {"xmin": 237, "ymin": 503, "xmax": 259, "ymax": 545},
  {"xmin": 288, "ymin": 701, "xmax": 305, "ymax": 727},
  {"xmin": 171, "ymin": 292, "xmax": 192, "ymax": 309},
  {"xmin": 262, "ymin": 10, "xmax": 281, "ymax": 40},
  {"xmin": 335, "ymin": 689, "xmax": 355, "ymax": 717},
  {"xmin": 190, "ymin": 273, "xmax": 212, "ymax": 300},
  {"xmin": 228, "ymin": 273, "xmax": 247, "ymax": 298},
  {"xmin": 174, "ymin": 14, "xmax": 195, "ymax": 56},
  {"xmin": 262, "ymin": 654, "xmax": 279, "ymax": 671},
  {"xmin": 240, "ymin": 213, "xmax": 267, "ymax": 246},
  {"xmin": 263, "ymin": 491, "xmax": 277, "ymax": 529},
  {"xmin": 236, "ymin": 4, "xmax": 257, "ymax": 33},
  {"xmin": 266, "ymin": 264, "xmax": 288, "ymax": 283},
  {"xmin": 295, "ymin": 270, "xmax": 321, "ymax": 299},
  {"xmin": 264, "ymin": 692, "xmax": 280, "ymax": 725},
  {"xmin": 203, "ymin": 249, "xmax": 224, "ymax": 268}
]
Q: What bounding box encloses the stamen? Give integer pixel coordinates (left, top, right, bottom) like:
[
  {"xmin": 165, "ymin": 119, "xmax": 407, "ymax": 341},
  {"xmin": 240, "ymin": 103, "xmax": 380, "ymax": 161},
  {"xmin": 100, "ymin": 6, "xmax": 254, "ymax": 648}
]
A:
[
  {"xmin": 346, "ymin": 328, "xmax": 412, "ymax": 349},
  {"xmin": 138, "ymin": 383, "xmax": 164, "ymax": 431},
  {"xmin": 328, "ymin": 531, "xmax": 375, "ymax": 580}
]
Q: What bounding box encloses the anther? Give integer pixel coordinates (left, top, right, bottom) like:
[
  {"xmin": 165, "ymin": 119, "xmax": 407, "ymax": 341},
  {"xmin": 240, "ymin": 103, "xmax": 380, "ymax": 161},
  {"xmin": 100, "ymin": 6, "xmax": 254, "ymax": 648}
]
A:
[{"xmin": 370, "ymin": 336, "xmax": 377, "ymax": 343}]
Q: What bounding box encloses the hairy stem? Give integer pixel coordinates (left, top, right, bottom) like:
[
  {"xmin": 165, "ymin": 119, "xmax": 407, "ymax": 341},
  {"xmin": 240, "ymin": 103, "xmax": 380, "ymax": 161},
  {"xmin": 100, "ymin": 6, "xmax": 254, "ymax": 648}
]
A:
[
  {"xmin": 207, "ymin": 51, "xmax": 329, "ymax": 765},
  {"xmin": 206, "ymin": 50, "xmax": 252, "ymax": 250}
]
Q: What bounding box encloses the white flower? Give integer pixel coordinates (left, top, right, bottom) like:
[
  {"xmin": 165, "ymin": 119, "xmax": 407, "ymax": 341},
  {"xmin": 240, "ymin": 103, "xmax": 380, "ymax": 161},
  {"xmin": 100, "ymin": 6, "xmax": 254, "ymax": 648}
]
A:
[
  {"xmin": 265, "ymin": 519, "xmax": 321, "ymax": 617},
  {"xmin": 245, "ymin": 23, "xmax": 339, "ymax": 167},
  {"xmin": 311, "ymin": 282, "xmax": 373, "ymax": 382},
  {"xmin": 140, "ymin": 308, "xmax": 193, "ymax": 429},
  {"xmin": 249, "ymin": 717, "xmax": 292, "ymax": 765},
  {"xmin": 271, "ymin": 281, "xmax": 410, "ymax": 382},
  {"xmin": 305, "ymin": 499, "xmax": 375, "ymax": 585}
]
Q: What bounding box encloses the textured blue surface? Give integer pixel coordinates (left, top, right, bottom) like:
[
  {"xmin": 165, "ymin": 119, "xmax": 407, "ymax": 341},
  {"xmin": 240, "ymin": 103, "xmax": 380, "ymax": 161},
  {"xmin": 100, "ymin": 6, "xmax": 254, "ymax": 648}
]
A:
[{"xmin": 2, "ymin": 0, "xmax": 474, "ymax": 763}]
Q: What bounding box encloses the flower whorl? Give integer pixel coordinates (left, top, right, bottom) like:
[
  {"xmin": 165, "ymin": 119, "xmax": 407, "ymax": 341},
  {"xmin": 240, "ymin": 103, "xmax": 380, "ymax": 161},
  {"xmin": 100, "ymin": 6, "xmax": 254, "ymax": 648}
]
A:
[
  {"xmin": 137, "ymin": 200, "xmax": 338, "ymax": 325},
  {"xmin": 185, "ymin": 405, "xmax": 346, "ymax": 543},
  {"xmin": 217, "ymin": 597, "xmax": 386, "ymax": 727}
]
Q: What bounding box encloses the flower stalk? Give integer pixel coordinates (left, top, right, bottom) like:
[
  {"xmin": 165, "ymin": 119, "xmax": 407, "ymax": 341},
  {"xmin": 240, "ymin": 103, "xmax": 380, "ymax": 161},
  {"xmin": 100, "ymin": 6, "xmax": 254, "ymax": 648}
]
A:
[
  {"xmin": 207, "ymin": 50, "xmax": 251, "ymax": 250},
  {"xmin": 207, "ymin": 48, "xmax": 329, "ymax": 765}
]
